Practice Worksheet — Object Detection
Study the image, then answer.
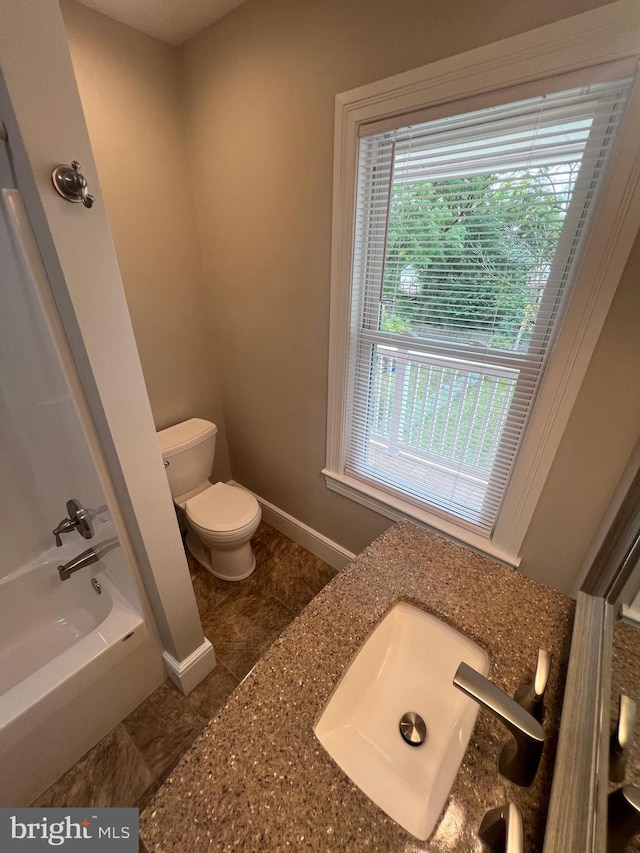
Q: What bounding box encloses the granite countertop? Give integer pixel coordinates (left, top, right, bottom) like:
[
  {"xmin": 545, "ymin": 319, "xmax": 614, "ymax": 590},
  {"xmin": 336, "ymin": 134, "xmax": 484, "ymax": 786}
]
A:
[
  {"xmin": 610, "ymin": 618, "xmax": 640, "ymax": 853},
  {"xmin": 141, "ymin": 522, "xmax": 575, "ymax": 852}
]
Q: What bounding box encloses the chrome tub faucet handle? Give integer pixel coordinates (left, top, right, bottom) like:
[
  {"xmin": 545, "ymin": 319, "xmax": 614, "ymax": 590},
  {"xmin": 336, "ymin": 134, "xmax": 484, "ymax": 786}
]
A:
[
  {"xmin": 52, "ymin": 498, "xmax": 94, "ymax": 546},
  {"xmin": 453, "ymin": 662, "xmax": 545, "ymax": 787}
]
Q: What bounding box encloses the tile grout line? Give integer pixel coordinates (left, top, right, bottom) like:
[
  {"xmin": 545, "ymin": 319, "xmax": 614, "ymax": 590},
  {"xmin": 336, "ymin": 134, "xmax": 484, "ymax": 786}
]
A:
[{"xmin": 251, "ymin": 559, "xmax": 301, "ymax": 616}]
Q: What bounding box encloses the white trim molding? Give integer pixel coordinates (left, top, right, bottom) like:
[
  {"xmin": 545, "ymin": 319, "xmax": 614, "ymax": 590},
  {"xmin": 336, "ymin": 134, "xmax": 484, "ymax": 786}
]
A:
[
  {"xmin": 323, "ymin": 469, "xmax": 519, "ymax": 567},
  {"xmin": 230, "ymin": 481, "xmax": 356, "ymax": 570},
  {"xmin": 325, "ymin": 0, "xmax": 640, "ymax": 566},
  {"xmin": 163, "ymin": 638, "xmax": 216, "ymax": 696}
]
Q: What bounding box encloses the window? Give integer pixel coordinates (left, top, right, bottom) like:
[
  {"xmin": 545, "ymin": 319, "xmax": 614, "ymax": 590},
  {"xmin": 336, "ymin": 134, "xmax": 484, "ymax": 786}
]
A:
[
  {"xmin": 346, "ymin": 81, "xmax": 630, "ymax": 537},
  {"xmin": 324, "ymin": 5, "xmax": 640, "ymax": 564}
]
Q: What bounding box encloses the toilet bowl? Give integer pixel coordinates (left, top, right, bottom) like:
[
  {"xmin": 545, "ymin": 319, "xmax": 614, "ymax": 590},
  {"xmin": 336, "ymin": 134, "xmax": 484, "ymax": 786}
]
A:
[
  {"xmin": 184, "ymin": 481, "xmax": 261, "ymax": 581},
  {"xmin": 157, "ymin": 418, "xmax": 262, "ymax": 581}
]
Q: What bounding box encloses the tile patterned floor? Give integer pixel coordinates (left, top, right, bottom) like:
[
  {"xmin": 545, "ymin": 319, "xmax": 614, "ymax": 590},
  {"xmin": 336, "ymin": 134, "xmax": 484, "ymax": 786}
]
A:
[{"xmin": 31, "ymin": 522, "xmax": 338, "ymax": 817}]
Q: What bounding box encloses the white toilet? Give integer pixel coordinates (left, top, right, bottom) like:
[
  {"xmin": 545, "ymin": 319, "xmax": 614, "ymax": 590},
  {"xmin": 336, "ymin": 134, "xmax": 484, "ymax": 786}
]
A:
[{"xmin": 157, "ymin": 418, "xmax": 262, "ymax": 581}]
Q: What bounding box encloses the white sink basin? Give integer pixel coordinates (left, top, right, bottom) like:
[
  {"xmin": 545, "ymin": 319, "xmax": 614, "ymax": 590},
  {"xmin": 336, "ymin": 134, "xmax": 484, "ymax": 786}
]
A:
[{"xmin": 314, "ymin": 601, "xmax": 489, "ymax": 840}]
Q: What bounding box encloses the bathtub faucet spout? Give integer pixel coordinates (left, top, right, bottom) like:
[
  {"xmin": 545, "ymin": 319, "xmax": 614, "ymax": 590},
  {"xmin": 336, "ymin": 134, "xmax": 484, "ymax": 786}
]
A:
[{"xmin": 57, "ymin": 537, "xmax": 119, "ymax": 581}]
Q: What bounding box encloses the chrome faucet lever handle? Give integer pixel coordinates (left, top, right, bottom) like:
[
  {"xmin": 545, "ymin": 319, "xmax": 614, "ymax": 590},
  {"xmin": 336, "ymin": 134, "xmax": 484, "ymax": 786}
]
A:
[
  {"xmin": 52, "ymin": 516, "xmax": 78, "ymax": 546},
  {"xmin": 453, "ymin": 662, "xmax": 545, "ymax": 787},
  {"xmin": 513, "ymin": 649, "xmax": 552, "ymax": 722},
  {"xmin": 52, "ymin": 498, "xmax": 95, "ymax": 546},
  {"xmin": 608, "ymin": 785, "xmax": 640, "ymax": 851},
  {"xmin": 610, "ymin": 694, "xmax": 637, "ymax": 783},
  {"xmin": 479, "ymin": 802, "xmax": 524, "ymax": 853}
]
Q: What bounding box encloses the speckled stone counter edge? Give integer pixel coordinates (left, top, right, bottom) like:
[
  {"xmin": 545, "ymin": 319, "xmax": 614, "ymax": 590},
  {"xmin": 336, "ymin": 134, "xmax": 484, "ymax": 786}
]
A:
[{"xmin": 141, "ymin": 521, "xmax": 575, "ymax": 852}]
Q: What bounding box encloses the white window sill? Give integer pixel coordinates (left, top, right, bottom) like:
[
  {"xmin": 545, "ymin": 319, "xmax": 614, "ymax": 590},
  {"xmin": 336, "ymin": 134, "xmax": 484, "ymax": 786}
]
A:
[{"xmin": 322, "ymin": 468, "xmax": 521, "ymax": 568}]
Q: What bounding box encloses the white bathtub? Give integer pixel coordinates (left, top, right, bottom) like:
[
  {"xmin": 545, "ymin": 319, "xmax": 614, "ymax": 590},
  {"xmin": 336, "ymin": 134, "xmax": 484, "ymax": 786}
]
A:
[
  {"xmin": 0, "ymin": 526, "xmax": 163, "ymax": 806},
  {"xmin": 0, "ymin": 535, "xmax": 142, "ymax": 722}
]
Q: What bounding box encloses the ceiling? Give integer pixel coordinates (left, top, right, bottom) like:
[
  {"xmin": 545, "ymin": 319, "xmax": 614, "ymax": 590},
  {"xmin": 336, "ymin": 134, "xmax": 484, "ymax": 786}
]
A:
[{"xmin": 77, "ymin": 0, "xmax": 248, "ymax": 46}]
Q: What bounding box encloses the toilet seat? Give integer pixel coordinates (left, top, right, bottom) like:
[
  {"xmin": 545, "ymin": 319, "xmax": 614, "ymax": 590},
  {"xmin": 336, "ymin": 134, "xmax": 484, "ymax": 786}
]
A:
[{"xmin": 185, "ymin": 482, "xmax": 260, "ymax": 539}]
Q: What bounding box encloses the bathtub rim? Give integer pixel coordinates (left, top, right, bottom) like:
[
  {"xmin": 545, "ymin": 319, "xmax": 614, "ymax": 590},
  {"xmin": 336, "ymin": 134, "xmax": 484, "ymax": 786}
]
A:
[{"xmin": 0, "ymin": 567, "xmax": 143, "ymax": 732}]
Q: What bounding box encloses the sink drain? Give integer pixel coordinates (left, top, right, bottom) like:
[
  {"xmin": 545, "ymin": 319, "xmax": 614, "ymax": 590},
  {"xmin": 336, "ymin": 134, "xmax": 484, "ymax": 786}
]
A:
[{"xmin": 399, "ymin": 711, "xmax": 427, "ymax": 746}]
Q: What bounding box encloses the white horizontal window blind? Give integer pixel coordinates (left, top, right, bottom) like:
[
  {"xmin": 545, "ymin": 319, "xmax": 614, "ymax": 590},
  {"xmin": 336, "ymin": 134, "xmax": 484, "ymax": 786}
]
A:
[{"xmin": 345, "ymin": 78, "xmax": 632, "ymax": 536}]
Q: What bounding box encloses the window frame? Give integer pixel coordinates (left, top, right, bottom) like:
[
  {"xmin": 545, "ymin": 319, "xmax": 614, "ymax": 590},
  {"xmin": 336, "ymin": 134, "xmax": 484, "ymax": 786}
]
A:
[{"xmin": 323, "ymin": 0, "xmax": 640, "ymax": 565}]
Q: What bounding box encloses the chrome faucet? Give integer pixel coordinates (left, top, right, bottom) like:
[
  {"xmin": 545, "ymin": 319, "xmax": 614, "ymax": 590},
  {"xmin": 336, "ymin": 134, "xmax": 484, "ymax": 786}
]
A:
[
  {"xmin": 610, "ymin": 694, "xmax": 637, "ymax": 783},
  {"xmin": 52, "ymin": 498, "xmax": 94, "ymax": 546},
  {"xmin": 57, "ymin": 537, "xmax": 119, "ymax": 581},
  {"xmin": 513, "ymin": 648, "xmax": 552, "ymax": 723},
  {"xmin": 453, "ymin": 662, "xmax": 545, "ymax": 787},
  {"xmin": 479, "ymin": 802, "xmax": 524, "ymax": 853}
]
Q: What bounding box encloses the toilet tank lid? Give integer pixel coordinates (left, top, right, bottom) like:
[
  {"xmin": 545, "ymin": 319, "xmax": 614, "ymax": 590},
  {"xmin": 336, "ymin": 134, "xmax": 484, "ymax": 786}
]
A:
[{"xmin": 157, "ymin": 418, "xmax": 217, "ymax": 457}]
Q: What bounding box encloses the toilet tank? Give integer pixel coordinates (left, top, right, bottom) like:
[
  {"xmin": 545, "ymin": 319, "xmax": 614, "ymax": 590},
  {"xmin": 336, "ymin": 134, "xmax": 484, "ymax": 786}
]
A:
[{"xmin": 157, "ymin": 418, "xmax": 217, "ymax": 503}]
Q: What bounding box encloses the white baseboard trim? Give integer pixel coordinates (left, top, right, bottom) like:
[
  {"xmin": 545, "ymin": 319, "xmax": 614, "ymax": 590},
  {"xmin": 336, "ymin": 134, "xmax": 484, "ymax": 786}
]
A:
[
  {"xmin": 163, "ymin": 638, "xmax": 216, "ymax": 696},
  {"xmin": 229, "ymin": 481, "xmax": 356, "ymax": 570}
]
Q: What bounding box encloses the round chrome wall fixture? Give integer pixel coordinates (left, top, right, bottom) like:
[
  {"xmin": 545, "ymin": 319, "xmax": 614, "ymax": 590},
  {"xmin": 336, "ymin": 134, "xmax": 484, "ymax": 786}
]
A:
[
  {"xmin": 51, "ymin": 161, "xmax": 95, "ymax": 208},
  {"xmin": 399, "ymin": 711, "xmax": 427, "ymax": 746}
]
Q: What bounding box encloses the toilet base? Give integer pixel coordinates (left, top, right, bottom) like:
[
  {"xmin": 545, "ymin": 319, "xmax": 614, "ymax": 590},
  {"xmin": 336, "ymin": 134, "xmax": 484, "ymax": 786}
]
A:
[{"xmin": 186, "ymin": 531, "xmax": 256, "ymax": 582}]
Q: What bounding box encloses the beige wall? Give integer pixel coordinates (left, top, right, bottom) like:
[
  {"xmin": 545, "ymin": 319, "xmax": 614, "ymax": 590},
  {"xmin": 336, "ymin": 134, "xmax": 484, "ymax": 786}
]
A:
[
  {"xmin": 180, "ymin": 0, "xmax": 636, "ymax": 587},
  {"xmin": 61, "ymin": 0, "xmax": 231, "ymax": 482},
  {"xmin": 519, "ymin": 237, "xmax": 640, "ymax": 590},
  {"xmin": 61, "ymin": 0, "xmax": 639, "ymax": 592}
]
